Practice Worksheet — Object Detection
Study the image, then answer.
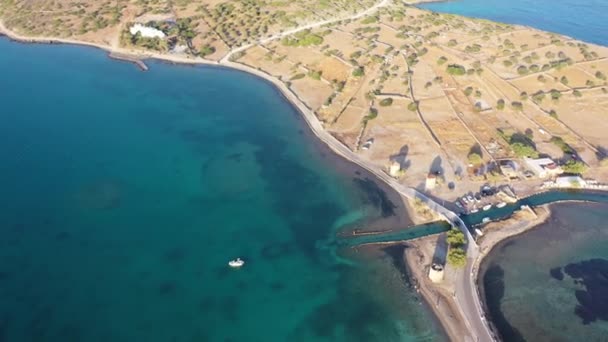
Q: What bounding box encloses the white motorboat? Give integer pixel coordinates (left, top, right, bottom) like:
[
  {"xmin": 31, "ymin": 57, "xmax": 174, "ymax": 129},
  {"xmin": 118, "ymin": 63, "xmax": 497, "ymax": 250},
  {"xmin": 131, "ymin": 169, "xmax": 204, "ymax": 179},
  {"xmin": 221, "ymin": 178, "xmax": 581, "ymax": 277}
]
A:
[
  {"xmin": 228, "ymin": 258, "xmax": 245, "ymax": 268},
  {"xmin": 482, "ymin": 217, "xmax": 491, "ymax": 223},
  {"xmin": 482, "ymin": 204, "xmax": 492, "ymax": 211},
  {"xmin": 475, "ymin": 228, "xmax": 484, "ymax": 237},
  {"xmin": 470, "ymin": 207, "xmax": 479, "ymax": 214},
  {"xmin": 496, "ymin": 202, "xmax": 507, "ymax": 208}
]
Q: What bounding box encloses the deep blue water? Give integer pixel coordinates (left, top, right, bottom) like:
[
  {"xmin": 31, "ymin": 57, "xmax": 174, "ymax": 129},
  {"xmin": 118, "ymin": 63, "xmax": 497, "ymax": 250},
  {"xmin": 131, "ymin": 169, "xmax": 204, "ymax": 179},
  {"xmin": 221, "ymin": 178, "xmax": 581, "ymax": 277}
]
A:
[
  {"xmin": 419, "ymin": 0, "xmax": 608, "ymax": 46},
  {"xmin": 0, "ymin": 38, "xmax": 442, "ymax": 341}
]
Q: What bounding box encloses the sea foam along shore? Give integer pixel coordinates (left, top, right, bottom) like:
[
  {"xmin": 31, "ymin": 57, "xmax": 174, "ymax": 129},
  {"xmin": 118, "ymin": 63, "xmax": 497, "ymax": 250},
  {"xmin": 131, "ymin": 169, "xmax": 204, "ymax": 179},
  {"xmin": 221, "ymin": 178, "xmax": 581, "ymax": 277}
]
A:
[{"xmin": 0, "ymin": 19, "xmax": 459, "ymax": 339}]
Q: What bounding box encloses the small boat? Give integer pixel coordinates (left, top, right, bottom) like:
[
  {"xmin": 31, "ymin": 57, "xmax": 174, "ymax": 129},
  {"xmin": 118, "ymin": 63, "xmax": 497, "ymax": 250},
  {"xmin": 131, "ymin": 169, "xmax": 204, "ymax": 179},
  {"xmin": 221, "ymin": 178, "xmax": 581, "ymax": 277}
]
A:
[
  {"xmin": 482, "ymin": 217, "xmax": 491, "ymax": 224},
  {"xmin": 470, "ymin": 207, "xmax": 479, "ymax": 214},
  {"xmin": 496, "ymin": 202, "xmax": 507, "ymax": 208},
  {"xmin": 482, "ymin": 204, "xmax": 492, "ymax": 211},
  {"xmin": 228, "ymin": 258, "xmax": 245, "ymax": 268},
  {"xmin": 475, "ymin": 228, "xmax": 484, "ymax": 237}
]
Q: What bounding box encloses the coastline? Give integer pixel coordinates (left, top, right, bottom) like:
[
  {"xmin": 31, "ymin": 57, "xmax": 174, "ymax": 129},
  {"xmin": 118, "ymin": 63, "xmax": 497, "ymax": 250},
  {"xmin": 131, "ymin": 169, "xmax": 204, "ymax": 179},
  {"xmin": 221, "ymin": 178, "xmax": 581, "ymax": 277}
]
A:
[
  {"xmin": 0, "ymin": 19, "xmax": 451, "ymax": 338},
  {"xmin": 3, "ymin": 10, "xmax": 608, "ymax": 340}
]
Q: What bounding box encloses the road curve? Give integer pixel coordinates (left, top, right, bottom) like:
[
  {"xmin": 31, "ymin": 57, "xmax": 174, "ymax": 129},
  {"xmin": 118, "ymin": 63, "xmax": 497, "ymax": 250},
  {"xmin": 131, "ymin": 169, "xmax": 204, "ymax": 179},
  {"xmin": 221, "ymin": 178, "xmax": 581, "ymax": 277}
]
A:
[{"xmin": 222, "ymin": 0, "xmax": 390, "ymax": 63}]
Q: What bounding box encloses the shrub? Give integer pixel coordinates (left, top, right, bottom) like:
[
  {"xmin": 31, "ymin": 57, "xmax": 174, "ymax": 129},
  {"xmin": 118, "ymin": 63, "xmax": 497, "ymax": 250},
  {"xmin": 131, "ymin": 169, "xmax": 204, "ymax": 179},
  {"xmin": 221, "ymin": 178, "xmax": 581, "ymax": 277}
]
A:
[
  {"xmin": 517, "ymin": 65, "xmax": 529, "ymax": 75},
  {"xmin": 352, "ymin": 67, "xmax": 365, "ymax": 77},
  {"xmin": 448, "ymin": 39, "xmax": 458, "ymax": 47},
  {"xmin": 437, "ymin": 56, "xmax": 448, "ymax": 65},
  {"xmin": 290, "ymin": 73, "xmax": 305, "ymax": 80},
  {"xmin": 496, "ymin": 99, "xmax": 505, "ymax": 110},
  {"xmin": 586, "ymin": 79, "xmax": 596, "ymax": 87},
  {"xmin": 573, "ymin": 89, "xmax": 582, "ymax": 97},
  {"xmin": 550, "ymin": 136, "xmax": 574, "ymax": 153},
  {"xmin": 549, "ymin": 109, "xmax": 558, "ymax": 118},
  {"xmin": 199, "ymin": 44, "xmax": 216, "ymax": 57},
  {"xmin": 463, "ymin": 86, "xmax": 474, "ymax": 96},
  {"xmin": 503, "ymin": 60, "xmax": 513, "ymax": 67},
  {"xmin": 447, "ymin": 229, "xmax": 466, "ymax": 247},
  {"xmin": 520, "ymin": 91, "xmax": 528, "ymax": 101},
  {"xmin": 511, "ymin": 142, "xmax": 539, "ymax": 158},
  {"xmin": 511, "ymin": 101, "xmax": 524, "ymax": 111},
  {"xmin": 308, "ymin": 70, "xmax": 322, "ymax": 80},
  {"xmin": 596, "ymin": 71, "xmax": 607, "ymax": 80},
  {"xmin": 562, "ymin": 160, "xmax": 586, "ymax": 174},
  {"xmin": 560, "ymin": 76, "xmax": 569, "ymax": 85},
  {"xmin": 379, "ymin": 98, "xmax": 393, "ymax": 107},
  {"xmin": 532, "ymin": 91, "xmax": 545, "ymax": 103},
  {"xmin": 408, "ymin": 101, "xmax": 419, "ymax": 112},
  {"xmin": 281, "ymin": 30, "xmax": 323, "ymax": 47},
  {"xmin": 447, "ymin": 247, "xmax": 467, "ymax": 268},
  {"xmin": 550, "ymin": 89, "xmax": 561, "ymax": 100},
  {"xmin": 446, "ymin": 64, "xmax": 466, "ymax": 76},
  {"xmin": 362, "ymin": 108, "xmax": 378, "ymax": 123},
  {"xmin": 468, "ymin": 153, "xmax": 483, "ymax": 165}
]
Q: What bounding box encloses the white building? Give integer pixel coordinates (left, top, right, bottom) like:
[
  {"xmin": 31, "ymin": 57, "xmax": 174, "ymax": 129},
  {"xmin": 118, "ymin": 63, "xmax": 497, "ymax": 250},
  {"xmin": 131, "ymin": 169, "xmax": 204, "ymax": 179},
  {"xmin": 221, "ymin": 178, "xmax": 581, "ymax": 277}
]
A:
[
  {"xmin": 555, "ymin": 176, "xmax": 586, "ymax": 188},
  {"xmin": 130, "ymin": 24, "xmax": 166, "ymax": 39},
  {"xmin": 524, "ymin": 157, "xmax": 563, "ymax": 178}
]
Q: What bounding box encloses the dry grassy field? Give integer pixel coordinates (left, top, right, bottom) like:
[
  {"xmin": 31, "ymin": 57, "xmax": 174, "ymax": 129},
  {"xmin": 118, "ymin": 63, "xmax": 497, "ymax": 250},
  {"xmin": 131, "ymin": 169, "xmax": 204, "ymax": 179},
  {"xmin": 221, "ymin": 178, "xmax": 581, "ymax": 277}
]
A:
[{"xmin": 2, "ymin": 0, "xmax": 607, "ymax": 195}]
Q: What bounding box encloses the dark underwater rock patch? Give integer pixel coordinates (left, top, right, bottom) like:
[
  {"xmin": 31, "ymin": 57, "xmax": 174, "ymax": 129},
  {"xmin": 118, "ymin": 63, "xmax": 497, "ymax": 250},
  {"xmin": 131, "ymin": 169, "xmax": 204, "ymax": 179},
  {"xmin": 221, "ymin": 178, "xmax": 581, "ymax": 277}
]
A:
[
  {"xmin": 482, "ymin": 264, "xmax": 526, "ymax": 342},
  {"xmin": 352, "ymin": 178, "xmax": 396, "ymax": 217},
  {"xmin": 550, "ymin": 267, "xmax": 564, "ymax": 281},
  {"xmin": 558, "ymin": 258, "xmax": 608, "ymax": 324}
]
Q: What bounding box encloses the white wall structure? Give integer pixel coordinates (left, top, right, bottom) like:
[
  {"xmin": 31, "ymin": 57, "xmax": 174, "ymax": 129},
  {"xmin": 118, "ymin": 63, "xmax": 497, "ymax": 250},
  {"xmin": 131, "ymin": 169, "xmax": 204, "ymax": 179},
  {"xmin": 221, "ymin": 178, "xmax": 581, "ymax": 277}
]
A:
[{"xmin": 130, "ymin": 24, "xmax": 166, "ymax": 39}]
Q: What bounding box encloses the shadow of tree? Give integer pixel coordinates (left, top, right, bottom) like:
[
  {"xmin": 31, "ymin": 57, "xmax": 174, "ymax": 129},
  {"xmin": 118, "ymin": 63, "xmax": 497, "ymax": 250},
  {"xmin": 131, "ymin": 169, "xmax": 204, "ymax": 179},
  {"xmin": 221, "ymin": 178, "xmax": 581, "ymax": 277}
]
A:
[{"xmin": 389, "ymin": 144, "xmax": 411, "ymax": 170}]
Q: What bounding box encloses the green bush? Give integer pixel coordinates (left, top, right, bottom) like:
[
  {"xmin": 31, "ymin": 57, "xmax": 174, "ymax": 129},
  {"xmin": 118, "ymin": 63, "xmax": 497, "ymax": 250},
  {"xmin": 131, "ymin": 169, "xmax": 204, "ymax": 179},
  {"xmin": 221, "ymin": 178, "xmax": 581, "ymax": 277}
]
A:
[
  {"xmin": 352, "ymin": 67, "xmax": 365, "ymax": 77},
  {"xmin": 511, "ymin": 142, "xmax": 539, "ymax": 158},
  {"xmin": 550, "ymin": 136, "xmax": 574, "ymax": 153},
  {"xmin": 437, "ymin": 56, "xmax": 448, "ymax": 65},
  {"xmin": 463, "ymin": 86, "xmax": 474, "ymax": 96},
  {"xmin": 308, "ymin": 70, "xmax": 322, "ymax": 80},
  {"xmin": 573, "ymin": 89, "xmax": 582, "ymax": 97},
  {"xmin": 517, "ymin": 65, "xmax": 529, "ymax": 75},
  {"xmin": 596, "ymin": 71, "xmax": 607, "ymax": 81},
  {"xmin": 468, "ymin": 153, "xmax": 483, "ymax": 165},
  {"xmin": 562, "ymin": 160, "xmax": 586, "ymax": 174},
  {"xmin": 447, "ymin": 247, "xmax": 467, "ymax": 268},
  {"xmin": 511, "ymin": 101, "xmax": 524, "ymax": 111},
  {"xmin": 447, "ymin": 229, "xmax": 466, "ymax": 247},
  {"xmin": 408, "ymin": 101, "xmax": 419, "ymax": 112},
  {"xmin": 550, "ymin": 89, "xmax": 561, "ymax": 100},
  {"xmin": 496, "ymin": 99, "xmax": 505, "ymax": 110},
  {"xmin": 446, "ymin": 64, "xmax": 466, "ymax": 76},
  {"xmin": 532, "ymin": 91, "xmax": 545, "ymax": 103},
  {"xmin": 290, "ymin": 73, "xmax": 305, "ymax": 80},
  {"xmin": 379, "ymin": 98, "xmax": 393, "ymax": 107},
  {"xmin": 362, "ymin": 108, "xmax": 378, "ymax": 123},
  {"xmin": 199, "ymin": 44, "xmax": 216, "ymax": 57}
]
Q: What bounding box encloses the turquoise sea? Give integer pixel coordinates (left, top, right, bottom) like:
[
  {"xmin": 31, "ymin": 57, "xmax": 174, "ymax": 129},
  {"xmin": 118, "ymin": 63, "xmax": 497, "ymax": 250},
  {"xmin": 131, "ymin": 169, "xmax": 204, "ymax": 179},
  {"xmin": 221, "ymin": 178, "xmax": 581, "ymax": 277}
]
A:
[
  {"xmin": 418, "ymin": 0, "xmax": 608, "ymax": 46},
  {"xmin": 0, "ymin": 38, "xmax": 442, "ymax": 341},
  {"xmin": 481, "ymin": 203, "xmax": 608, "ymax": 341}
]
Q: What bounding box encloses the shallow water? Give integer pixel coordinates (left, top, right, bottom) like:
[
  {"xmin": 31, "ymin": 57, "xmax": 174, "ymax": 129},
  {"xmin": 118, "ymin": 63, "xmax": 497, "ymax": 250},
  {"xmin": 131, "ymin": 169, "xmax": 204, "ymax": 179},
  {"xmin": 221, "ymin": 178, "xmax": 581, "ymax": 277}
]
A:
[
  {"xmin": 0, "ymin": 38, "xmax": 444, "ymax": 341},
  {"xmin": 419, "ymin": 0, "xmax": 608, "ymax": 46},
  {"xmin": 481, "ymin": 202, "xmax": 608, "ymax": 341}
]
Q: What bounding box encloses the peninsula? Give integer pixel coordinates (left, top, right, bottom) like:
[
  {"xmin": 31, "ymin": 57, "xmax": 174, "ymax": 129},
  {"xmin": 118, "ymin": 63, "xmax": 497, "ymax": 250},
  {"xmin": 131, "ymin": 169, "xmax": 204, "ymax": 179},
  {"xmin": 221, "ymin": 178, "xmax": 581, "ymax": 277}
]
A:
[{"xmin": 2, "ymin": 0, "xmax": 607, "ymax": 340}]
